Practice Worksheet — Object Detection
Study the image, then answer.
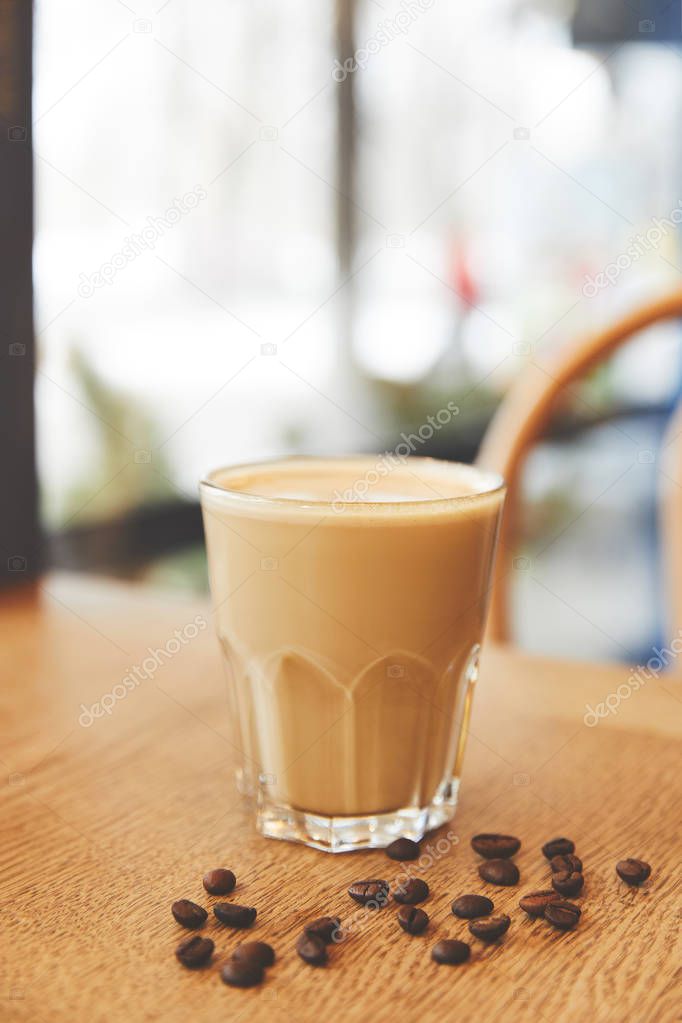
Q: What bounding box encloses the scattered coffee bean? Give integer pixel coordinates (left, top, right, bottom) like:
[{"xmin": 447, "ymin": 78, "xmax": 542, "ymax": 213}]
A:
[
  {"xmin": 221, "ymin": 959, "xmax": 263, "ymax": 988},
  {"xmin": 549, "ymin": 854, "xmax": 582, "ymax": 874},
  {"xmin": 478, "ymin": 859, "xmax": 519, "ymax": 886},
  {"xmin": 542, "ymin": 837, "xmax": 575, "ymax": 859},
  {"xmin": 232, "ymin": 941, "xmax": 275, "ymax": 969},
  {"xmin": 348, "ymin": 880, "xmax": 389, "ymax": 907},
  {"xmin": 175, "ymin": 935, "xmax": 214, "ymax": 968},
  {"xmin": 397, "ymin": 905, "xmax": 429, "ymax": 935},
  {"xmin": 518, "ymin": 890, "xmax": 562, "ymax": 918},
  {"xmin": 431, "ymin": 939, "xmax": 471, "ymax": 965},
  {"xmin": 386, "ymin": 837, "xmax": 420, "ymax": 861},
  {"xmin": 171, "ymin": 899, "xmax": 208, "ymax": 929},
  {"xmin": 468, "ymin": 914, "xmax": 511, "ymax": 943},
  {"xmin": 296, "ymin": 932, "xmax": 327, "ymax": 966},
  {"xmin": 616, "ymin": 858, "xmax": 651, "ymax": 885},
  {"xmin": 202, "ymin": 868, "xmax": 236, "ymax": 896},
  {"xmin": 451, "ymin": 894, "xmax": 494, "ymax": 919},
  {"xmin": 305, "ymin": 916, "xmax": 342, "ymax": 944},
  {"xmin": 552, "ymin": 870, "xmax": 584, "ymax": 897},
  {"xmin": 471, "ymin": 833, "xmax": 521, "ymax": 859},
  {"xmin": 394, "ymin": 878, "xmax": 429, "ymax": 905},
  {"xmin": 214, "ymin": 903, "xmax": 257, "ymax": 928},
  {"xmin": 545, "ymin": 900, "xmax": 581, "ymax": 931}
]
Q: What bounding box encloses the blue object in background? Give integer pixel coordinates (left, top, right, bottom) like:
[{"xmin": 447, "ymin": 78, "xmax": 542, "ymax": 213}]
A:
[{"xmin": 573, "ymin": 0, "xmax": 681, "ymax": 45}]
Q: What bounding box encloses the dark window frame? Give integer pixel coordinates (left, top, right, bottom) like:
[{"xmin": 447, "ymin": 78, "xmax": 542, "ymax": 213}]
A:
[{"xmin": 0, "ymin": 0, "xmax": 39, "ymax": 586}]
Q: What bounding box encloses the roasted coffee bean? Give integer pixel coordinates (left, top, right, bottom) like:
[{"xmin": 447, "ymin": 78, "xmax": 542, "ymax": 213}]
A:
[
  {"xmin": 171, "ymin": 899, "xmax": 208, "ymax": 929},
  {"xmin": 478, "ymin": 858, "xmax": 519, "ymax": 886},
  {"xmin": 471, "ymin": 833, "xmax": 521, "ymax": 859},
  {"xmin": 175, "ymin": 935, "xmax": 214, "ymax": 968},
  {"xmin": 304, "ymin": 916, "xmax": 342, "ymax": 944},
  {"xmin": 542, "ymin": 837, "xmax": 575, "ymax": 859},
  {"xmin": 347, "ymin": 880, "xmax": 389, "ymax": 907},
  {"xmin": 214, "ymin": 903, "xmax": 257, "ymax": 928},
  {"xmin": 551, "ymin": 870, "xmax": 584, "ymax": 896},
  {"xmin": 232, "ymin": 941, "xmax": 275, "ymax": 969},
  {"xmin": 518, "ymin": 890, "xmax": 561, "ymax": 918},
  {"xmin": 451, "ymin": 894, "xmax": 494, "ymax": 919},
  {"xmin": 468, "ymin": 914, "xmax": 511, "ymax": 942},
  {"xmin": 431, "ymin": 939, "xmax": 471, "ymax": 965},
  {"xmin": 397, "ymin": 905, "xmax": 429, "ymax": 935},
  {"xmin": 544, "ymin": 900, "xmax": 581, "ymax": 931},
  {"xmin": 296, "ymin": 932, "xmax": 327, "ymax": 966},
  {"xmin": 202, "ymin": 868, "xmax": 236, "ymax": 896},
  {"xmin": 549, "ymin": 854, "xmax": 582, "ymax": 874},
  {"xmin": 386, "ymin": 837, "xmax": 420, "ymax": 861},
  {"xmin": 393, "ymin": 878, "xmax": 429, "ymax": 905},
  {"xmin": 616, "ymin": 858, "xmax": 651, "ymax": 885},
  {"xmin": 220, "ymin": 959, "xmax": 263, "ymax": 988}
]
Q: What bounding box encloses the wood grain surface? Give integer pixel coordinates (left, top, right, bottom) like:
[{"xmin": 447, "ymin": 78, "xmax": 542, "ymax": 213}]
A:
[{"xmin": 1, "ymin": 575, "xmax": 680, "ymax": 1023}]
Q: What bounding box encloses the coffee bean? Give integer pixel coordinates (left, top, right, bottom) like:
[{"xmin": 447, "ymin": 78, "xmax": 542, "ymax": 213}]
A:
[
  {"xmin": 552, "ymin": 870, "xmax": 584, "ymax": 897},
  {"xmin": 431, "ymin": 939, "xmax": 470, "ymax": 965},
  {"xmin": 348, "ymin": 880, "xmax": 389, "ymax": 907},
  {"xmin": 304, "ymin": 916, "xmax": 342, "ymax": 943},
  {"xmin": 221, "ymin": 959, "xmax": 263, "ymax": 988},
  {"xmin": 171, "ymin": 899, "xmax": 208, "ymax": 929},
  {"xmin": 451, "ymin": 894, "xmax": 494, "ymax": 919},
  {"xmin": 545, "ymin": 900, "xmax": 581, "ymax": 931},
  {"xmin": 518, "ymin": 890, "xmax": 562, "ymax": 918},
  {"xmin": 296, "ymin": 932, "xmax": 327, "ymax": 966},
  {"xmin": 549, "ymin": 854, "xmax": 582, "ymax": 874},
  {"xmin": 616, "ymin": 858, "xmax": 651, "ymax": 885},
  {"xmin": 232, "ymin": 941, "xmax": 275, "ymax": 969},
  {"xmin": 542, "ymin": 837, "xmax": 575, "ymax": 859},
  {"xmin": 202, "ymin": 868, "xmax": 236, "ymax": 896},
  {"xmin": 397, "ymin": 905, "xmax": 429, "ymax": 935},
  {"xmin": 478, "ymin": 859, "xmax": 519, "ymax": 886},
  {"xmin": 175, "ymin": 935, "xmax": 214, "ymax": 968},
  {"xmin": 468, "ymin": 914, "xmax": 511, "ymax": 942},
  {"xmin": 471, "ymin": 833, "xmax": 521, "ymax": 859},
  {"xmin": 394, "ymin": 878, "xmax": 429, "ymax": 905},
  {"xmin": 386, "ymin": 837, "xmax": 420, "ymax": 861},
  {"xmin": 214, "ymin": 903, "xmax": 257, "ymax": 928}
]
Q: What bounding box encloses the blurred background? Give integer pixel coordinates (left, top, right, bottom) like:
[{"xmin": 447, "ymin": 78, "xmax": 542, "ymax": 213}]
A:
[{"xmin": 4, "ymin": 0, "xmax": 682, "ymax": 662}]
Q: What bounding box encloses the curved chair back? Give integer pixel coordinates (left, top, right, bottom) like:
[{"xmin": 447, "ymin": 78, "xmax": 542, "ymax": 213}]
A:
[{"xmin": 477, "ymin": 290, "xmax": 682, "ymax": 646}]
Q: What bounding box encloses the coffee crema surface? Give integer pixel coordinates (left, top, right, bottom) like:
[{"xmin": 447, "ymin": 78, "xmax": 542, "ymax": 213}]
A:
[
  {"xmin": 214, "ymin": 459, "xmax": 493, "ymax": 505},
  {"xmin": 200, "ymin": 456, "xmax": 504, "ymax": 851}
]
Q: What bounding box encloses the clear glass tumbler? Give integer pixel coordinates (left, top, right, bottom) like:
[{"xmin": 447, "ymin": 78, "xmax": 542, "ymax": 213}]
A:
[{"xmin": 200, "ymin": 455, "xmax": 504, "ymax": 852}]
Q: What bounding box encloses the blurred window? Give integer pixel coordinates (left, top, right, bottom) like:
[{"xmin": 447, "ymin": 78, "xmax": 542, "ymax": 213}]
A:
[{"xmin": 33, "ymin": 0, "xmax": 682, "ymax": 658}]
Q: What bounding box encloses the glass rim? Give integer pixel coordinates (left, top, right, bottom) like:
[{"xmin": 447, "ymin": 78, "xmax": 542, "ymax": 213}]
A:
[{"xmin": 199, "ymin": 454, "xmax": 506, "ymax": 512}]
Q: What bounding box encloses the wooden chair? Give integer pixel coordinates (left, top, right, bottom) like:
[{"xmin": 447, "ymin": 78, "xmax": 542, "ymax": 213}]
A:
[{"xmin": 477, "ymin": 290, "xmax": 682, "ymax": 647}]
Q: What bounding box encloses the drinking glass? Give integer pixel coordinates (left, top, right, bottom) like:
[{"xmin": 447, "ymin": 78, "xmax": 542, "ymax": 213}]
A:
[{"xmin": 200, "ymin": 456, "xmax": 505, "ymax": 852}]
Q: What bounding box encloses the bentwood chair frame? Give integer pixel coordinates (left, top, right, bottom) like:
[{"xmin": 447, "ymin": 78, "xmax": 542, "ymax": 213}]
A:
[{"xmin": 477, "ymin": 290, "xmax": 682, "ymax": 647}]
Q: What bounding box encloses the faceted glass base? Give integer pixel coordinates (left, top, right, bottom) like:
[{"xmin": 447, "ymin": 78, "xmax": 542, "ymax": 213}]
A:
[{"xmin": 255, "ymin": 778, "xmax": 460, "ymax": 853}]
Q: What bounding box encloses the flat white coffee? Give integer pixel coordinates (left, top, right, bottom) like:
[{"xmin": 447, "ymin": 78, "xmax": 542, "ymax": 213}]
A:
[{"xmin": 201, "ymin": 456, "xmax": 504, "ymax": 850}]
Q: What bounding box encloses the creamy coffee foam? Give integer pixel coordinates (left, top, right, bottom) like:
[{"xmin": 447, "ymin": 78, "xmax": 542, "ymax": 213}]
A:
[
  {"xmin": 209, "ymin": 458, "xmax": 501, "ymax": 509},
  {"xmin": 201, "ymin": 457, "xmax": 504, "ymax": 819}
]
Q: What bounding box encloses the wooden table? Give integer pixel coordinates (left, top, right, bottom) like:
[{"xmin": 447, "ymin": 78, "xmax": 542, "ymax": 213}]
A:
[{"xmin": 1, "ymin": 575, "xmax": 680, "ymax": 1023}]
